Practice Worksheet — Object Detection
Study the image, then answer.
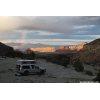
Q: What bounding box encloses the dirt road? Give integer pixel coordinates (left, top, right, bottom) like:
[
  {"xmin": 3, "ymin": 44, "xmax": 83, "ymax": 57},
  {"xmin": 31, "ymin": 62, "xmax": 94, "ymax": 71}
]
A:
[{"xmin": 0, "ymin": 58, "xmax": 95, "ymax": 83}]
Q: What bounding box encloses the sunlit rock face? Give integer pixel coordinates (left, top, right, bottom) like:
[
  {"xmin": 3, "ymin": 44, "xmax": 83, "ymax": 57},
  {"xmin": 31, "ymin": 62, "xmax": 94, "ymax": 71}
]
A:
[
  {"xmin": 30, "ymin": 44, "xmax": 85, "ymax": 53},
  {"xmin": 30, "ymin": 47, "xmax": 55, "ymax": 52},
  {"xmin": 79, "ymin": 38, "xmax": 100, "ymax": 64},
  {"xmin": 55, "ymin": 44, "xmax": 85, "ymax": 52}
]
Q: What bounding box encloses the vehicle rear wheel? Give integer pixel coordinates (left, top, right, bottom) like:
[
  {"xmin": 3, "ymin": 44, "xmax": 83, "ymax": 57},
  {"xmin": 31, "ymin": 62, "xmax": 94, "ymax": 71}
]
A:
[{"xmin": 39, "ymin": 70, "xmax": 45, "ymax": 75}]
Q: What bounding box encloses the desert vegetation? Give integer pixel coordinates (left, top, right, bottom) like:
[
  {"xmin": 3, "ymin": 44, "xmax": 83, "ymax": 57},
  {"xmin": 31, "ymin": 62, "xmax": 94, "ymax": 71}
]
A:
[
  {"xmin": 2, "ymin": 49, "xmax": 36, "ymax": 60},
  {"xmin": 73, "ymin": 60, "xmax": 84, "ymax": 72},
  {"xmin": 85, "ymin": 70, "xmax": 93, "ymax": 76},
  {"xmin": 93, "ymin": 70, "xmax": 100, "ymax": 82},
  {"xmin": 45, "ymin": 54, "xmax": 71, "ymax": 67}
]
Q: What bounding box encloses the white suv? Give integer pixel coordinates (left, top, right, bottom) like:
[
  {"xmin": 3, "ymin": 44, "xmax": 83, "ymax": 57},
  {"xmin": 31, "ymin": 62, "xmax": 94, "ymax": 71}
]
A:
[{"xmin": 16, "ymin": 60, "xmax": 46, "ymax": 75}]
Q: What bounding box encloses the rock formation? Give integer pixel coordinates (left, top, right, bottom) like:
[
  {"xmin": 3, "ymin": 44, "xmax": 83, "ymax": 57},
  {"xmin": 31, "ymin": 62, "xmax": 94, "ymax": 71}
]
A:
[
  {"xmin": 55, "ymin": 44, "xmax": 84, "ymax": 52},
  {"xmin": 30, "ymin": 47, "xmax": 55, "ymax": 52},
  {"xmin": 0, "ymin": 42, "xmax": 14, "ymax": 56},
  {"xmin": 30, "ymin": 44, "xmax": 85, "ymax": 53},
  {"xmin": 79, "ymin": 38, "xmax": 100, "ymax": 64}
]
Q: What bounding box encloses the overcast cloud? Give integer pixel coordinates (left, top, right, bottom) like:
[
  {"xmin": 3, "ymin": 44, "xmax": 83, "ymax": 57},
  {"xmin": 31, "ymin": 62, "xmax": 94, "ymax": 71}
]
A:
[{"xmin": 0, "ymin": 16, "xmax": 100, "ymax": 45}]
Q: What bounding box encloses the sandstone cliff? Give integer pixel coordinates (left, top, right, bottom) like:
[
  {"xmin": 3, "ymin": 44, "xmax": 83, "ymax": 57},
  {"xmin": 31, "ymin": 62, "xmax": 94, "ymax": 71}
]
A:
[
  {"xmin": 30, "ymin": 47, "xmax": 55, "ymax": 52},
  {"xmin": 55, "ymin": 44, "xmax": 84, "ymax": 52},
  {"xmin": 79, "ymin": 38, "xmax": 100, "ymax": 64},
  {"xmin": 30, "ymin": 44, "xmax": 85, "ymax": 53}
]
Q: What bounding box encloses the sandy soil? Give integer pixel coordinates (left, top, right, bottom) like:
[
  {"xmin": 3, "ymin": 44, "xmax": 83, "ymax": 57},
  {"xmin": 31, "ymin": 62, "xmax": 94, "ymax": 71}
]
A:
[{"xmin": 0, "ymin": 58, "xmax": 97, "ymax": 83}]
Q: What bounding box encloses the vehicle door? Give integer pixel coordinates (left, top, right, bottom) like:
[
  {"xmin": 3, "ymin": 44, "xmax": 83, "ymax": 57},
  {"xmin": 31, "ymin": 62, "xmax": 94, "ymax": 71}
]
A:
[
  {"xmin": 31, "ymin": 65, "xmax": 36, "ymax": 73},
  {"xmin": 34, "ymin": 65, "xmax": 41, "ymax": 73},
  {"xmin": 31, "ymin": 65, "xmax": 40, "ymax": 73}
]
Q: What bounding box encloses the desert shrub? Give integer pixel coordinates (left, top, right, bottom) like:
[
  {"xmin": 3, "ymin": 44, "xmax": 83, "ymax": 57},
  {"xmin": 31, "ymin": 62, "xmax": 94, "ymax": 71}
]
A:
[
  {"xmin": 93, "ymin": 71, "xmax": 100, "ymax": 82},
  {"xmin": 45, "ymin": 54, "xmax": 70, "ymax": 67},
  {"xmin": 73, "ymin": 60, "xmax": 84, "ymax": 72},
  {"xmin": 85, "ymin": 70, "xmax": 93, "ymax": 76},
  {"xmin": 13, "ymin": 50, "xmax": 36, "ymax": 59},
  {"xmin": 28, "ymin": 51, "xmax": 35, "ymax": 59},
  {"xmin": 45, "ymin": 57, "xmax": 51, "ymax": 62},
  {"xmin": 23, "ymin": 49, "xmax": 36, "ymax": 59},
  {"xmin": 6, "ymin": 51, "xmax": 16, "ymax": 58},
  {"xmin": 14, "ymin": 50, "xmax": 24, "ymax": 58},
  {"xmin": 60, "ymin": 57, "xmax": 70, "ymax": 67}
]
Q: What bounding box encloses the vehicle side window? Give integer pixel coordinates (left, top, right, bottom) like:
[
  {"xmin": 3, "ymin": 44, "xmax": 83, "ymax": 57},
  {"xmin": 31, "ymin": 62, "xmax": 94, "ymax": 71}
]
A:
[
  {"xmin": 34, "ymin": 66, "xmax": 39, "ymax": 69},
  {"xmin": 31, "ymin": 65, "xmax": 35, "ymax": 69},
  {"xmin": 22, "ymin": 66, "xmax": 30, "ymax": 69}
]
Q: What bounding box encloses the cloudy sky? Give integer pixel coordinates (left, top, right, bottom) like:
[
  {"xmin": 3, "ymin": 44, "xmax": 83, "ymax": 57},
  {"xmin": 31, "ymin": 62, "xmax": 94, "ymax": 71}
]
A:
[{"xmin": 0, "ymin": 16, "xmax": 100, "ymax": 45}]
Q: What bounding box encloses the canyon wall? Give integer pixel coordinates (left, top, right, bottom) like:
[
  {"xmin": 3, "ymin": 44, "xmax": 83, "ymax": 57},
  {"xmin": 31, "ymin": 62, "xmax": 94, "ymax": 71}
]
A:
[
  {"xmin": 55, "ymin": 44, "xmax": 84, "ymax": 52},
  {"xmin": 30, "ymin": 44, "xmax": 85, "ymax": 53},
  {"xmin": 79, "ymin": 38, "xmax": 100, "ymax": 64},
  {"xmin": 30, "ymin": 47, "xmax": 55, "ymax": 52}
]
